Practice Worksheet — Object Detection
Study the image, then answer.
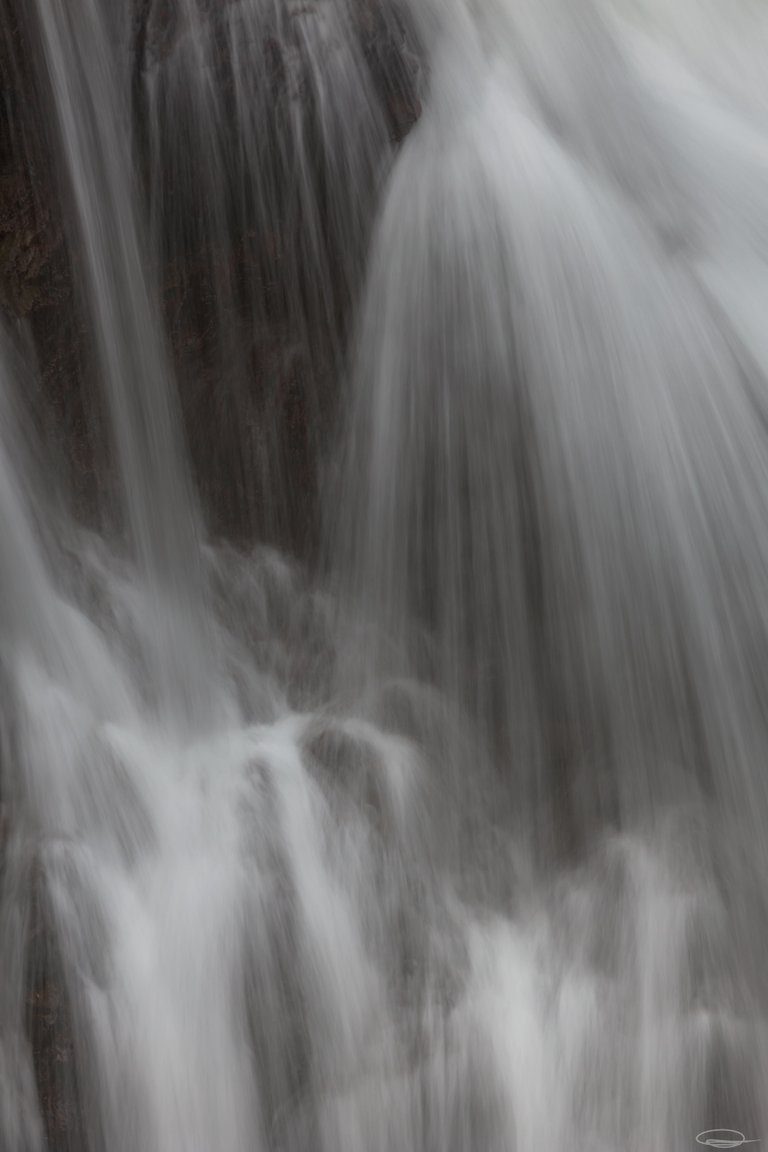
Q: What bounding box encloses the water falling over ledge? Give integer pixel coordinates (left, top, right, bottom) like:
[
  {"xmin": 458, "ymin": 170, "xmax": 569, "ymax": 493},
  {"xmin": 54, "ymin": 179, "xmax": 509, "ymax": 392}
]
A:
[{"xmin": 2, "ymin": 0, "xmax": 768, "ymax": 1149}]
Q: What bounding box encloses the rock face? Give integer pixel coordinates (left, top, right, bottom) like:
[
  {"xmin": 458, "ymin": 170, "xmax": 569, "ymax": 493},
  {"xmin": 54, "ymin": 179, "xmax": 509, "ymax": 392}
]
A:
[
  {"xmin": 138, "ymin": 0, "xmax": 423, "ymax": 553},
  {"xmin": 0, "ymin": 0, "xmax": 98, "ymax": 519},
  {"xmin": 0, "ymin": 2, "xmax": 63, "ymax": 320},
  {"xmin": 0, "ymin": 0, "xmax": 422, "ymax": 555}
]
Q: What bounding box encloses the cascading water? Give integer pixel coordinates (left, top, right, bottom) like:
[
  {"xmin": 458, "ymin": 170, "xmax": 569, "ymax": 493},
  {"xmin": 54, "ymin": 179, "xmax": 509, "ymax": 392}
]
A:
[{"xmin": 2, "ymin": 0, "xmax": 768, "ymax": 1150}]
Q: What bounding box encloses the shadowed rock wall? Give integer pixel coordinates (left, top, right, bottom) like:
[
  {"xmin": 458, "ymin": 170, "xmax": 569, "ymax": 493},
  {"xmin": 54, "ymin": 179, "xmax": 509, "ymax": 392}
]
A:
[{"xmin": 0, "ymin": 0, "xmax": 422, "ymax": 555}]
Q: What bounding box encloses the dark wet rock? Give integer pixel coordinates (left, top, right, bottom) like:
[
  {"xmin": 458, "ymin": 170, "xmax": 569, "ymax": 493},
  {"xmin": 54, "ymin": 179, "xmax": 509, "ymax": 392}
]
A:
[
  {"xmin": 0, "ymin": 3, "xmax": 67, "ymax": 320},
  {"xmin": 1, "ymin": 0, "xmax": 423, "ymax": 557},
  {"xmin": 0, "ymin": 0, "xmax": 99, "ymax": 521},
  {"xmin": 358, "ymin": 0, "xmax": 423, "ymax": 143},
  {"xmin": 25, "ymin": 866, "xmax": 87, "ymax": 1152},
  {"xmin": 303, "ymin": 718, "xmax": 393, "ymax": 833},
  {"xmin": 135, "ymin": 0, "xmax": 424, "ymax": 555}
]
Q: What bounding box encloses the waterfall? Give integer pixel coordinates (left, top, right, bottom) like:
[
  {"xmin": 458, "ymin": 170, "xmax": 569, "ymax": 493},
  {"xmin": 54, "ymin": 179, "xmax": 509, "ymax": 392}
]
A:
[{"xmin": 2, "ymin": 0, "xmax": 768, "ymax": 1149}]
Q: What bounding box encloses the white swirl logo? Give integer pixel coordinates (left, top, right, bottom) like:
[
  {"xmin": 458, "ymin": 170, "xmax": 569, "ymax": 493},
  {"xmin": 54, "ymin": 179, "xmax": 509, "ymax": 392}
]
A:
[{"xmin": 696, "ymin": 1131, "xmax": 760, "ymax": 1149}]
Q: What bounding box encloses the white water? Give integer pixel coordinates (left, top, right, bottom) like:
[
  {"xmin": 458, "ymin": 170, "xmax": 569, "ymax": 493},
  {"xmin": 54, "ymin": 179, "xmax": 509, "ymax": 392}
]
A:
[{"xmin": 2, "ymin": 0, "xmax": 768, "ymax": 1149}]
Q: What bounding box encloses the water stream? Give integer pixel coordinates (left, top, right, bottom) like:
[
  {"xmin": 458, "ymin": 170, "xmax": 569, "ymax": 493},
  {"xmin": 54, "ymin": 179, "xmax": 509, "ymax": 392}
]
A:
[{"xmin": 2, "ymin": 1, "xmax": 768, "ymax": 1149}]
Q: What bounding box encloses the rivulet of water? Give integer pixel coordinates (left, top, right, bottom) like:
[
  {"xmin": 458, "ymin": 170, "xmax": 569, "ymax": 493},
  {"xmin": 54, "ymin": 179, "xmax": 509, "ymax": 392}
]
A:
[{"xmin": 2, "ymin": 0, "xmax": 768, "ymax": 1150}]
